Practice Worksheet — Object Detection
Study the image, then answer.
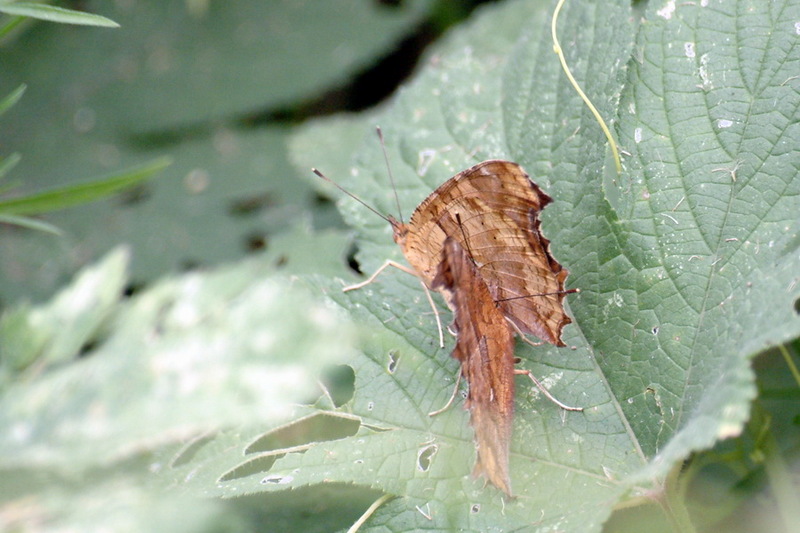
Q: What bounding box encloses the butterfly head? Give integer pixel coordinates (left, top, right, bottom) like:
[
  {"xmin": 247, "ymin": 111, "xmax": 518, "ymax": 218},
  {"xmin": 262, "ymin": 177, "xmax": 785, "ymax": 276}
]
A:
[{"xmin": 388, "ymin": 215, "xmax": 408, "ymax": 246}]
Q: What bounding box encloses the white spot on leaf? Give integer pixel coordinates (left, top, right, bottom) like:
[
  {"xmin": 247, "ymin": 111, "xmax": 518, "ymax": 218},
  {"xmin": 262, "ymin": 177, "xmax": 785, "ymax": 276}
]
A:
[{"xmin": 657, "ymin": 0, "xmax": 676, "ymax": 19}]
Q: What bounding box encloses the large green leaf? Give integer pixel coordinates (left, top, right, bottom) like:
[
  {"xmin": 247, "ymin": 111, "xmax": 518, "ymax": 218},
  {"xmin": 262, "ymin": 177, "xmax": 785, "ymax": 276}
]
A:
[
  {"xmin": 153, "ymin": 0, "xmax": 800, "ymax": 530},
  {"xmin": 605, "ymin": 0, "xmax": 800, "ymax": 473}
]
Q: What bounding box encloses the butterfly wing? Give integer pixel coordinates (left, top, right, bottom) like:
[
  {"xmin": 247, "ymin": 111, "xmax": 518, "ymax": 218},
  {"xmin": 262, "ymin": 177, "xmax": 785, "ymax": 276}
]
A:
[
  {"xmin": 402, "ymin": 160, "xmax": 571, "ymax": 345},
  {"xmin": 432, "ymin": 237, "xmax": 516, "ymax": 496}
]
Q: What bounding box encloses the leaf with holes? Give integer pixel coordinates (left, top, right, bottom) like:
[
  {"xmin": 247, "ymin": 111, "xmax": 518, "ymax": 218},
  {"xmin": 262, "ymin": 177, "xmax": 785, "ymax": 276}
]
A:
[
  {"xmin": 135, "ymin": 1, "xmax": 800, "ymax": 531},
  {"xmin": 216, "ymin": 1, "xmax": 800, "ymax": 531}
]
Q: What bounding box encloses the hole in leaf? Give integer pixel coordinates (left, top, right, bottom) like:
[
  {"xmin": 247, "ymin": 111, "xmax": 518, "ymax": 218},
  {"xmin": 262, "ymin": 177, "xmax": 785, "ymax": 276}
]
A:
[
  {"xmin": 318, "ymin": 364, "xmax": 355, "ymax": 407},
  {"xmin": 652, "ymin": 326, "xmax": 659, "ymax": 335},
  {"xmin": 346, "ymin": 243, "xmax": 362, "ymax": 275},
  {"xmin": 220, "ymin": 455, "xmax": 280, "ymax": 481},
  {"xmin": 471, "ymin": 504, "xmax": 480, "ymax": 514},
  {"xmin": 261, "ymin": 473, "xmax": 294, "ymax": 485},
  {"xmin": 123, "ymin": 281, "xmax": 144, "ymax": 298},
  {"xmin": 246, "ymin": 412, "xmax": 360, "ymax": 454},
  {"xmin": 221, "ymin": 414, "xmax": 361, "ymax": 482},
  {"xmin": 313, "ymin": 191, "xmax": 333, "ymax": 207},
  {"xmin": 387, "ymin": 350, "xmax": 400, "ymax": 373},
  {"xmin": 417, "ymin": 444, "xmax": 438, "ymax": 472},
  {"xmin": 77, "ymin": 339, "xmax": 99, "ymax": 358}
]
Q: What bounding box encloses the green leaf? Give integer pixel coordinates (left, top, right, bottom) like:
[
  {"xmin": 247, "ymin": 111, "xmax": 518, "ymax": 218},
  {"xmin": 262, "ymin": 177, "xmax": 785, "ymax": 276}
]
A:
[
  {"xmin": 0, "ymin": 3, "xmax": 119, "ymax": 27},
  {"xmin": 605, "ymin": 0, "xmax": 800, "ymax": 472},
  {"xmin": 3, "ymin": 0, "xmax": 798, "ymax": 531},
  {"xmin": 0, "ymin": 156, "xmax": 171, "ymax": 216},
  {"xmin": 0, "ymin": 243, "xmax": 358, "ymax": 471},
  {"xmin": 172, "ymin": 0, "xmax": 796, "ymax": 530},
  {"xmin": 0, "ymin": 0, "xmax": 432, "ymax": 133},
  {"xmin": 0, "ymin": 247, "xmax": 130, "ymax": 382},
  {"xmin": 0, "ymin": 234, "xmax": 360, "ymax": 530},
  {"xmin": 289, "ymin": 112, "xmax": 379, "ymax": 199},
  {"xmin": 0, "ymin": 124, "xmax": 359, "ymax": 305}
]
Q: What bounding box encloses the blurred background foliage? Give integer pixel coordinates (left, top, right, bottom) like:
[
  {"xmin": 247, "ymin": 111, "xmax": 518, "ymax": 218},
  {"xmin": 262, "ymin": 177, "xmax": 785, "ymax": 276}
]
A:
[{"xmin": 0, "ymin": 0, "xmax": 488, "ymax": 307}]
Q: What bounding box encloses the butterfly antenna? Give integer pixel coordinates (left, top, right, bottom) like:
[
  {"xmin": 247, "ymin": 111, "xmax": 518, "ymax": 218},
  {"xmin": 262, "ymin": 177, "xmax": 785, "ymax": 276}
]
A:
[
  {"xmin": 376, "ymin": 126, "xmax": 405, "ymax": 224},
  {"xmin": 312, "ymin": 168, "xmax": 392, "ymax": 225}
]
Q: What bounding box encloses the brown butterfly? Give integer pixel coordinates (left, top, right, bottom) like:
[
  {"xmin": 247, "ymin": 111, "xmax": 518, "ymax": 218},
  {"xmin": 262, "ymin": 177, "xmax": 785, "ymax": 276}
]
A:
[
  {"xmin": 432, "ymin": 236, "xmax": 516, "ymax": 495},
  {"xmin": 325, "ymin": 158, "xmax": 573, "ymax": 347},
  {"xmin": 314, "ymin": 147, "xmax": 581, "ymax": 495}
]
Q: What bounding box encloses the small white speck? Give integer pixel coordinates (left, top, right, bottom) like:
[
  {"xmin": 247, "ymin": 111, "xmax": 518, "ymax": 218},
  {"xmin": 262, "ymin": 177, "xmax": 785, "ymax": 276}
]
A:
[
  {"xmin": 795, "ymin": 22, "xmax": 800, "ymax": 35},
  {"xmin": 717, "ymin": 119, "xmax": 734, "ymax": 129},
  {"xmin": 609, "ymin": 293, "xmax": 624, "ymax": 307},
  {"xmin": 417, "ymin": 149, "xmax": 436, "ymax": 176},
  {"xmin": 684, "ymin": 42, "xmax": 695, "ymax": 58},
  {"xmin": 634, "ymin": 127, "xmax": 643, "ymax": 143},
  {"xmin": 657, "ymin": 0, "xmax": 676, "ymax": 19}
]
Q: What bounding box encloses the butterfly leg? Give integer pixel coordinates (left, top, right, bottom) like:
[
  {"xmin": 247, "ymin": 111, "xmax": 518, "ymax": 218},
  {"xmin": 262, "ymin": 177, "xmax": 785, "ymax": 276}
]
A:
[
  {"xmin": 514, "ymin": 369, "xmax": 583, "ymax": 412},
  {"xmin": 419, "ymin": 279, "xmax": 445, "ymax": 348},
  {"xmin": 342, "ymin": 260, "xmax": 416, "ymax": 292},
  {"xmin": 428, "ymin": 370, "xmax": 462, "ymax": 417},
  {"xmin": 505, "ymin": 318, "xmax": 544, "ymax": 347},
  {"xmin": 343, "ymin": 260, "xmax": 445, "ymax": 348}
]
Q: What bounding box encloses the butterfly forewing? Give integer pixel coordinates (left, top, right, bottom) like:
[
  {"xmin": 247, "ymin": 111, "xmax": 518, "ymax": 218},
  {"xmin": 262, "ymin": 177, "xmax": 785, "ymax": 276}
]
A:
[{"xmin": 396, "ymin": 160, "xmax": 571, "ymax": 346}]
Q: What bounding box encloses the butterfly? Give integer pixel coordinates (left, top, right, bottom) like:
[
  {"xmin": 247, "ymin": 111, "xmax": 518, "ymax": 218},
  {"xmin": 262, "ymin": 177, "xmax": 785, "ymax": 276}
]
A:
[
  {"xmin": 314, "ymin": 148, "xmax": 581, "ymax": 495},
  {"xmin": 334, "ymin": 158, "xmax": 573, "ymax": 347}
]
